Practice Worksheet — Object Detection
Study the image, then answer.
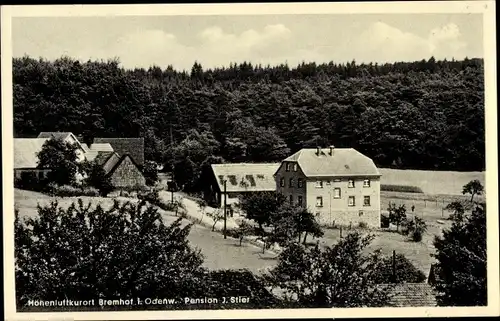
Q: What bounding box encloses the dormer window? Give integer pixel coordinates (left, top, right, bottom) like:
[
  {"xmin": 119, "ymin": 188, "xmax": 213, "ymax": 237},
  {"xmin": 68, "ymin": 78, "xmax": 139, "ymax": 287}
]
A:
[
  {"xmin": 363, "ymin": 179, "xmax": 371, "ymax": 187},
  {"xmin": 285, "ymin": 163, "xmax": 291, "ymax": 172},
  {"xmin": 293, "ymin": 163, "xmax": 298, "ymax": 172},
  {"xmin": 348, "ymin": 179, "xmax": 355, "ymax": 188},
  {"xmin": 316, "ymin": 180, "xmax": 323, "ymax": 188}
]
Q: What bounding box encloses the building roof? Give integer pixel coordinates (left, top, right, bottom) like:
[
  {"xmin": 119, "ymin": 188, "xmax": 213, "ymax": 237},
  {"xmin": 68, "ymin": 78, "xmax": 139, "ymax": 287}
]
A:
[
  {"xmin": 85, "ymin": 143, "xmax": 114, "ymax": 161},
  {"xmin": 282, "ymin": 147, "xmax": 380, "ymax": 177},
  {"xmin": 93, "ymin": 137, "xmax": 145, "ymax": 166},
  {"xmin": 37, "ymin": 132, "xmax": 87, "ymax": 151},
  {"xmin": 107, "ymin": 154, "xmax": 144, "ymax": 178},
  {"xmin": 211, "ymin": 163, "xmax": 280, "ymax": 193},
  {"xmin": 379, "ymin": 283, "xmax": 438, "ymax": 307},
  {"xmin": 14, "ymin": 138, "xmax": 50, "ymax": 169},
  {"xmin": 37, "ymin": 132, "xmax": 73, "ymax": 140}
]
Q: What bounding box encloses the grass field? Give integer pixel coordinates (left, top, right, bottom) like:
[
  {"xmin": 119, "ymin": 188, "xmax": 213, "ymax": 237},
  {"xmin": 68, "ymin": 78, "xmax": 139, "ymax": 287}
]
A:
[{"xmin": 379, "ymin": 168, "xmax": 485, "ymax": 196}]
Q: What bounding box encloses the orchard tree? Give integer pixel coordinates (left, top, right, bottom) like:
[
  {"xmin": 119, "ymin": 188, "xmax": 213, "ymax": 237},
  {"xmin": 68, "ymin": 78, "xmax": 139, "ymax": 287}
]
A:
[
  {"xmin": 462, "ymin": 179, "xmax": 484, "ymax": 203},
  {"xmin": 261, "ymin": 232, "xmax": 391, "ymax": 308},
  {"xmin": 445, "ymin": 201, "xmax": 466, "ymax": 221},
  {"xmin": 207, "ymin": 208, "xmax": 224, "ymax": 232},
  {"xmin": 36, "ymin": 137, "xmax": 80, "ymax": 186},
  {"xmin": 432, "ymin": 202, "xmax": 487, "ymax": 306},
  {"xmin": 15, "ymin": 199, "xmax": 208, "ymax": 306},
  {"xmin": 239, "ymin": 191, "xmax": 286, "ymax": 232},
  {"xmin": 387, "ymin": 203, "xmax": 407, "ymax": 232},
  {"xmin": 234, "ymin": 220, "xmax": 255, "ymax": 246}
]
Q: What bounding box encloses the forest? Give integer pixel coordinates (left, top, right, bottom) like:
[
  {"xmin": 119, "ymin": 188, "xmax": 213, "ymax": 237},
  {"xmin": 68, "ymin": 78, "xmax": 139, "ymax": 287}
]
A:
[{"xmin": 13, "ymin": 56, "xmax": 485, "ymax": 183}]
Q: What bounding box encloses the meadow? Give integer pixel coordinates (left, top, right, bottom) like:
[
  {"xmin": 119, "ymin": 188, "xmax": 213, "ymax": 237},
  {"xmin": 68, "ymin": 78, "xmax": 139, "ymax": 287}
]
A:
[{"xmin": 378, "ymin": 168, "xmax": 485, "ymax": 196}]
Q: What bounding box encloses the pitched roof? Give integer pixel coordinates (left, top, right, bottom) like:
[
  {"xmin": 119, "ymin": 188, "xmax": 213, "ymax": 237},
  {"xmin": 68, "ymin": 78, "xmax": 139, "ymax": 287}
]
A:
[
  {"xmin": 93, "ymin": 137, "xmax": 145, "ymax": 166},
  {"xmin": 211, "ymin": 163, "xmax": 280, "ymax": 193},
  {"xmin": 85, "ymin": 143, "xmax": 114, "ymax": 161},
  {"xmin": 107, "ymin": 153, "xmax": 144, "ymax": 177},
  {"xmin": 14, "ymin": 138, "xmax": 49, "ymax": 169},
  {"xmin": 37, "ymin": 132, "xmax": 86, "ymax": 151},
  {"xmin": 37, "ymin": 132, "xmax": 73, "ymax": 140},
  {"xmin": 282, "ymin": 148, "xmax": 380, "ymax": 177},
  {"xmin": 379, "ymin": 283, "xmax": 438, "ymax": 307}
]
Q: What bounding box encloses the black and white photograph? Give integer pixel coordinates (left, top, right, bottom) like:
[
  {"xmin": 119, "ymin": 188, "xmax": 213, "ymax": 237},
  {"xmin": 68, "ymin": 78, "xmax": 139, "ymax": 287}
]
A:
[{"xmin": 2, "ymin": 2, "xmax": 498, "ymax": 320}]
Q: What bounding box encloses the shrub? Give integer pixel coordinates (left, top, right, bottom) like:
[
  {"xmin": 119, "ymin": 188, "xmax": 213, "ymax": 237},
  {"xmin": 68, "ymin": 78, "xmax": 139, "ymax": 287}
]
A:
[
  {"xmin": 401, "ymin": 218, "xmax": 414, "ymax": 236},
  {"xmin": 44, "ymin": 184, "xmax": 100, "ymax": 197},
  {"xmin": 138, "ymin": 189, "xmax": 160, "ymax": 204},
  {"xmin": 381, "ymin": 184, "xmax": 423, "ymax": 194},
  {"xmin": 380, "ymin": 214, "xmax": 390, "ymax": 228},
  {"xmin": 15, "ymin": 172, "xmax": 43, "ymax": 191},
  {"xmin": 411, "ymin": 217, "xmax": 427, "ymax": 242}
]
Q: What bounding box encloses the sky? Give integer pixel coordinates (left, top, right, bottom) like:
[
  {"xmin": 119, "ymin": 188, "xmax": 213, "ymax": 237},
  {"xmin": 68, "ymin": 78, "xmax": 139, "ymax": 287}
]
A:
[{"xmin": 12, "ymin": 14, "xmax": 483, "ymax": 71}]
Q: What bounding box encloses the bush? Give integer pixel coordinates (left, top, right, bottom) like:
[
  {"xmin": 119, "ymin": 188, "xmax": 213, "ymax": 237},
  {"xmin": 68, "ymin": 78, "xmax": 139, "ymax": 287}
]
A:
[
  {"xmin": 381, "ymin": 184, "xmax": 423, "ymax": 194},
  {"xmin": 44, "ymin": 184, "xmax": 100, "ymax": 197},
  {"xmin": 380, "ymin": 214, "xmax": 390, "ymax": 228},
  {"xmin": 15, "ymin": 172, "xmax": 44, "ymax": 191}
]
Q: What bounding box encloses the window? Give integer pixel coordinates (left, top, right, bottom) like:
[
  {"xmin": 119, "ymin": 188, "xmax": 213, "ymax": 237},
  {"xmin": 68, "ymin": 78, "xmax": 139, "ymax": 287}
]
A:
[
  {"xmin": 359, "ymin": 210, "xmax": 364, "ymax": 216},
  {"xmin": 298, "ymin": 178, "xmax": 303, "ymax": 188},
  {"xmin": 364, "ymin": 196, "xmax": 371, "ymax": 206},
  {"xmin": 334, "ymin": 178, "xmax": 341, "ymax": 182},
  {"xmin": 289, "ymin": 178, "xmax": 294, "ymax": 188},
  {"xmin": 316, "ymin": 212, "xmax": 321, "ymax": 217},
  {"xmin": 316, "ymin": 180, "xmax": 323, "ymax": 188},
  {"xmin": 316, "ymin": 196, "xmax": 323, "ymax": 207},
  {"xmin": 363, "ymin": 179, "xmax": 371, "ymax": 187},
  {"xmin": 293, "ymin": 163, "xmax": 298, "ymax": 172},
  {"xmin": 298, "ymin": 196, "xmax": 303, "ymax": 206},
  {"xmin": 326, "ymin": 180, "xmax": 331, "ymax": 186},
  {"xmin": 348, "ymin": 179, "xmax": 355, "ymax": 188},
  {"xmin": 280, "ymin": 177, "xmax": 285, "ymax": 187},
  {"xmin": 348, "ymin": 196, "xmax": 355, "ymax": 207},
  {"xmin": 285, "ymin": 163, "xmax": 291, "ymax": 172},
  {"xmin": 333, "ymin": 188, "xmax": 341, "ymax": 199},
  {"xmin": 289, "ymin": 195, "xmax": 294, "ymax": 204}
]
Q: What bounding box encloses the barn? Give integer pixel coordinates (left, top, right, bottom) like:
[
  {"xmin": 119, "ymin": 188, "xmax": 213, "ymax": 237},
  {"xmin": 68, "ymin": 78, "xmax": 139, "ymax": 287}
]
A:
[{"xmin": 205, "ymin": 163, "xmax": 280, "ymax": 209}]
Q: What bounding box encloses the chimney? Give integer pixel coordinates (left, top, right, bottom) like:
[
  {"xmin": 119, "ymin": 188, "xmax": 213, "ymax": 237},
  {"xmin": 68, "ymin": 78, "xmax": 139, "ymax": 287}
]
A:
[
  {"xmin": 329, "ymin": 145, "xmax": 335, "ymax": 156},
  {"xmin": 316, "ymin": 146, "xmax": 321, "ymax": 156}
]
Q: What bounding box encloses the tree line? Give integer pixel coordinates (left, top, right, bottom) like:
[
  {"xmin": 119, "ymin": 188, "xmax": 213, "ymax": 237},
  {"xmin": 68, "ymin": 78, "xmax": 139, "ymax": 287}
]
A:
[{"xmin": 14, "ymin": 56, "xmax": 485, "ymax": 183}]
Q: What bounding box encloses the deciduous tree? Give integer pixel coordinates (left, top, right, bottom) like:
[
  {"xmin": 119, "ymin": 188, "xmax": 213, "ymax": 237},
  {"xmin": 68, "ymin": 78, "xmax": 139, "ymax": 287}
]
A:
[{"xmin": 432, "ymin": 202, "xmax": 487, "ymax": 306}]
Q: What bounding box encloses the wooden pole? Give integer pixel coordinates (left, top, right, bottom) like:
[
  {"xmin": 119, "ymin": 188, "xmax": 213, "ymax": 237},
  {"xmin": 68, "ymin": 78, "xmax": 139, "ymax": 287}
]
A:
[
  {"xmin": 223, "ymin": 180, "xmax": 227, "ymax": 239},
  {"xmin": 340, "ymin": 226, "xmax": 343, "ymax": 239}
]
